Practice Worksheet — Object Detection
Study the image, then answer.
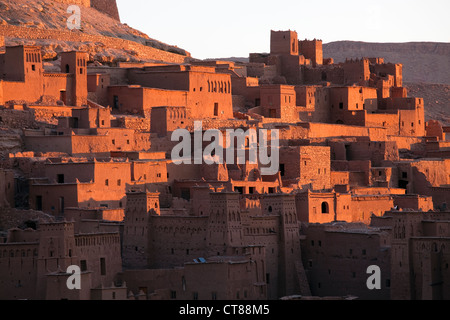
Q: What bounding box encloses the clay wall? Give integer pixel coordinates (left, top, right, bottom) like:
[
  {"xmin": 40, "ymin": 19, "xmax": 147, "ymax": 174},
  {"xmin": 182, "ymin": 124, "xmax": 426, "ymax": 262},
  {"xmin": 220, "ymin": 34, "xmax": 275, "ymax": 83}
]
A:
[
  {"xmin": 342, "ymin": 59, "xmax": 371, "ymax": 85},
  {"xmin": 0, "ymin": 242, "xmax": 39, "ymax": 300},
  {"xmin": 365, "ymin": 112, "xmax": 400, "ymax": 135},
  {"xmin": 297, "ymin": 122, "xmax": 387, "ymax": 141},
  {"xmin": 279, "ymin": 146, "xmax": 331, "ymax": 190},
  {"xmin": 393, "ymin": 195, "xmax": 434, "ymax": 212},
  {"xmin": 260, "ymin": 85, "xmax": 297, "ymax": 120},
  {"xmin": 426, "ymin": 120, "xmax": 446, "ymax": 141},
  {"xmin": 331, "ymin": 171, "xmax": 349, "ymax": 186},
  {"xmin": 295, "ymin": 191, "xmax": 336, "ymax": 223},
  {"xmin": 42, "ymin": 73, "xmax": 73, "ymax": 105},
  {"xmin": 74, "ymin": 232, "xmax": 122, "ymax": 289},
  {"xmin": 302, "ymin": 65, "xmax": 344, "ymax": 85},
  {"xmin": 372, "ymin": 63, "xmax": 403, "ymax": 87},
  {"xmin": 87, "ymin": 73, "xmax": 110, "ymax": 106},
  {"xmin": 29, "ymin": 183, "xmax": 78, "ymax": 215},
  {"xmin": 350, "ymin": 195, "xmax": 394, "ymax": 224},
  {"xmin": 347, "ymin": 140, "xmax": 399, "ymax": 167},
  {"xmin": 147, "ymin": 216, "xmax": 208, "ymax": 268},
  {"xmin": 299, "ymin": 39, "xmax": 323, "ymax": 66},
  {"xmin": 302, "ymin": 224, "xmax": 391, "ymax": 299}
]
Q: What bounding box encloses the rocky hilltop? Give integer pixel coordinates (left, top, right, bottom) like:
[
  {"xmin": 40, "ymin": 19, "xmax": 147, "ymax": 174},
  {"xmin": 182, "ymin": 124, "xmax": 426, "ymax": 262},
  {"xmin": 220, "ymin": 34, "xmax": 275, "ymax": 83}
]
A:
[{"xmin": 0, "ymin": 0, "xmax": 190, "ymax": 64}]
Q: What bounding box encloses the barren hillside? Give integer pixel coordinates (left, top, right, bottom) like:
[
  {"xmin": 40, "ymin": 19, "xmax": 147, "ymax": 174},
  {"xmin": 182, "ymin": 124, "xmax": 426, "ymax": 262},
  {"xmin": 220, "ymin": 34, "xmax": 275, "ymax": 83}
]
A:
[{"xmin": 0, "ymin": 0, "xmax": 190, "ymax": 64}]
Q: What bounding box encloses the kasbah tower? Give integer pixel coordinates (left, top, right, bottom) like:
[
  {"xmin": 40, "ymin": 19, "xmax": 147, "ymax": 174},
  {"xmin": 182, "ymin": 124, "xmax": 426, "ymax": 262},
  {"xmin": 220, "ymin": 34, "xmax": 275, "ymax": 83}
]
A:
[{"xmin": 0, "ymin": 0, "xmax": 449, "ymax": 302}]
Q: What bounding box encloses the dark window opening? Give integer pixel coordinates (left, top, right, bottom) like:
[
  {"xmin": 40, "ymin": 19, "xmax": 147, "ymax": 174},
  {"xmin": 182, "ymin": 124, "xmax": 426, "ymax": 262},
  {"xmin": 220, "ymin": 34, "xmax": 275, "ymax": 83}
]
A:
[
  {"xmin": 59, "ymin": 197, "xmax": 65, "ymax": 214},
  {"xmin": 80, "ymin": 260, "xmax": 87, "ymax": 272},
  {"xmin": 214, "ymin": 103, "xmax": 219, "ymax": 116},
  {"xmin": 339, "ymin": 102, "xmax": 344, "ymax": 109},
  {"xmin": 234, "ymin": 187, "xmax": 244, "ymax": 194},
  {"xmin": 36, "ymin": 196, "xmax": 43, "ymax": 211},
  {"xmin": 57, "ymin": 174, "xmax": 65, "ymax": 184},
  {"xmin": 280, "ymin": 164, "xmax": 285, "ymax": 177},
  {"xmin": 100, "ymin": 258, "xmax": 106, "ymax": 276},
  {"xmin": 321, "ymin": 202, "xmax": 329, "ymax": 214}
]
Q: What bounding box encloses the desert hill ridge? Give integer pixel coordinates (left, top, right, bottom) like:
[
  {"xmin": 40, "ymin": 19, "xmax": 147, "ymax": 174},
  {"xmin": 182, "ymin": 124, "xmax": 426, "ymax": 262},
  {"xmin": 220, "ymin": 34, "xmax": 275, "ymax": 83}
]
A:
[{"xmin": 0, "ymin": 0, "xmax": 190, "ymax": 64}]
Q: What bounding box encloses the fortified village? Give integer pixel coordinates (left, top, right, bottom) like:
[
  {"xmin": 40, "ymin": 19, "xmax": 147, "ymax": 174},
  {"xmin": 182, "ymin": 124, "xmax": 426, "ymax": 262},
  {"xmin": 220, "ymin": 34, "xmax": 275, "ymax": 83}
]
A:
[{"xmin": 0, "ymin": 0, "xmax": 449, "ymax": 301}]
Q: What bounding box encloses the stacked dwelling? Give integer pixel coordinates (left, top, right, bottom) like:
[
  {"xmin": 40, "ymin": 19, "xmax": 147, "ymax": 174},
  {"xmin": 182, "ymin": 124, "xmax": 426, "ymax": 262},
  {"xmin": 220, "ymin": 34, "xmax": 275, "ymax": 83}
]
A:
[{"xmin": 0, "ymin": 29, "xmax": 448, "ymax": 300}]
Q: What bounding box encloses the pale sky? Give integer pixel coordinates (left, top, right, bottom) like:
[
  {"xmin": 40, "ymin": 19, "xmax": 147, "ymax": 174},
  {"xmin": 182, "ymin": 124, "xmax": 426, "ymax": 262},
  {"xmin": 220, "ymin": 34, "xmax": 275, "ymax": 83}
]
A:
[{"xmin": 117, "ymin": 0, "xmax": 450, "ymax": 59}]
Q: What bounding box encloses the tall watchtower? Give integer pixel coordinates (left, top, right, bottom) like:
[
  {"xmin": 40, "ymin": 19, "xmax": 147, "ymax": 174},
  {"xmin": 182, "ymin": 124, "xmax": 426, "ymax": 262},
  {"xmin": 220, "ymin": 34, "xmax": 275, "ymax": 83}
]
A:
[
  {"xmin": 61, "ymin": 51, "xmax": 88, "ymax": 106},
  {"xmin": 122, "ymin": 191, "xmax": 160, "ymax": 269},
  {"xmin": 261, "ymin": 193, "xmax": 302, "ymax": 297},
  {"xmin": 207, "ymin": 192, "xmax": 243, "ymax": 256},
  {"xmin": 270, "ymin": 30, "xmax": 299, "ymax": 56},
  {"xmin": 36, "ymin": 222, "xmax": 77, "ymax": 298}
]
